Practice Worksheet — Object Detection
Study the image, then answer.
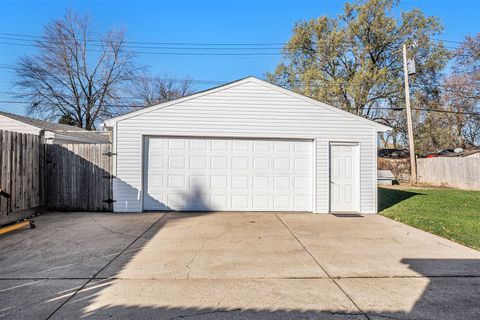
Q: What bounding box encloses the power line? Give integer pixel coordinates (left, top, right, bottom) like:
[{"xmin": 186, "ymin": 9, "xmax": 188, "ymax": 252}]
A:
[
  {"xmin": 1, "ymin": 39, "xmax": 476, "ymax": 59},
  {"xmin": 0, "ymin": 31, "xmax": 468, "ymax": 47},
  {"xmin": 0, "ymin": 36, "xmax": 284, "ymax": 50},
  {"xmin": 368, "ymin": 107, "xmax": 480, "ymax": 115},
  {"xmin": 2, "ymin": 33, "xmax": 478, "ymax": 59},
  {"xmin": 0, "ymin": 32, "xmax": 285, "ymax": 46},
  {"xmin": 1, "ymin": 99, "xmax": 478, "ymax": 115},
  {"xmin": 414, "ymin": 108, "xmax": 480, "ymax": 115},
  {"xmin": 3, "ymin": 35, "xmax": 466, "ymax": 53},
  {"xmin": 431, "ymin": 38, "xmax": 466, "ymax": 45},
  {"xmin": 0, "ymin": 41, "xmax": 282, "ymax": 56},
  {"xmin": 1, "ymin": 64, "xmax": 479, "ymax": 89},
  {"xmin": 0, "ymin": 66, "xmax": 228, "ymax": 84},
  {"xmin": 0, "ymin": 100, "xmax": 141, "ymax": 108}
]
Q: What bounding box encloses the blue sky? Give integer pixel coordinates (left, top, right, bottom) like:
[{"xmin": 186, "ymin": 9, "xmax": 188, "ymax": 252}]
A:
[{"xmin": 0, "ymin": 0, "xmax": 479, "ymax": 115}]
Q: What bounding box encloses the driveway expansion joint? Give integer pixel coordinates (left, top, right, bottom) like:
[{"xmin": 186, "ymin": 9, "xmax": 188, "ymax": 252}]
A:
[
  {"xmin": 331, "ymin": 275, "xmax": 480, "ymax": 279},
  {"xmin": 173, "ymin": 308, "xmax": 243, "ymax": 319},
  {"xmin": 274, "ymin": 213, "xmax": 371, "ymax": 320},
  {"xmin": 5, "ymin": 274, "xmax": 478, "ymax": 282},
  {"xmin": 43, "ymin": 212, "xmax": 168, "ymax": 320}
]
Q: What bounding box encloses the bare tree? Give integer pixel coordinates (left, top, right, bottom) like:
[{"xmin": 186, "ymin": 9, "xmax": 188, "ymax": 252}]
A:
[
  {"xmin": 439, "ymin": 33, "xmax": 480, "ymax": 148},
  {"xmin": 15, "ymin": 10, "xmax": 140, "ymax": 130},
  {"xmin": 133, "ymin": 74, "xmax": 194, "ymax": 106}
]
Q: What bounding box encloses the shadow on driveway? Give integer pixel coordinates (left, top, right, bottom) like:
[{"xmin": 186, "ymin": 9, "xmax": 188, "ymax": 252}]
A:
[{"xmin": 0, "ymin": 211, "xmax": 479, "ymax": 319}]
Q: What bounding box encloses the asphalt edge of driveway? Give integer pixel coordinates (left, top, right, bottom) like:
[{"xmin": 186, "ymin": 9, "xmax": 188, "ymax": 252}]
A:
[
  {"xmin": 44, "ymin": 212, "xmax": 168, "ymax": 320},
  {"xmin": 274, "ymin": 213, "xmax": 370, "ymax": 320}
]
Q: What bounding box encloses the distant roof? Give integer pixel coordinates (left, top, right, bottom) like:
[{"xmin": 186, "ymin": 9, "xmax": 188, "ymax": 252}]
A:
[
  {"xmin": 0, "ymin": 111, "xmax": 110, "ymax": 143},
  {"xmin": 444, "ymin": 149, "xmax": 480, "ymax": 157},
  {"xmin": 426, "ymin": 148, "xmax": 480, "ymax": 158},
  {"xmin": 378, "ymin": 149, "xmax": 409, "ymax": 159},
  {"xmin": 463, "ymin": 150, "xmax": 480, "ymax": 157},
  {"xmin": 378, "ymin": 170, "xmax": 395, "ymax": 180}
]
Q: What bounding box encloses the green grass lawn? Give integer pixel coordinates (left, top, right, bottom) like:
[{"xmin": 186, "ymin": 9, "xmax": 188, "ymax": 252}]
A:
[{"xmin": 379, "ymin": 187, "xmax": 480, "ymax": 250}]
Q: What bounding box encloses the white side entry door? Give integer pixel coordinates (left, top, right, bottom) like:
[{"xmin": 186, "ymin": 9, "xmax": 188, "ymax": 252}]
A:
[{"xmin": 329, "ymin": 143, "xmax": 359, "ymax": 212}]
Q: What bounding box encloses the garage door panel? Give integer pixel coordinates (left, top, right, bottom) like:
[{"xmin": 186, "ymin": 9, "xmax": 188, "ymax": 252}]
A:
[
  {"xmin": 211, "ymin": 139, "xmax": 228, "ymax": 151},
  {"xmin": 252, "ymin": 176, "xmax": 269, "ymax": 189},
  {"xmin": 294, "ymin": 195, "xmax": 312, "ymax": 209},
  {"xmin": 189, "ymin": 156, "xmax": 207, "ymax": 169},
  {"xmin": 168, "ymin": 139, "xmax": 185, "ymax": 150},
  {"xmin": 231, "ymin": 157, "xmax": 249, "ymax": 170},
  {"xmin": 273, "ymin": 141, "xmax": 290, "ymax": 152},
  {"xmin": 190, "ymin": 176, "xmax": 207, "ymax": 189},
  {"xmin": 253, "ymin": 157, "xmax": 270, "ymax": 170},
  {"xmin": 211, "ymin": 157, "xmax": 228, "ymax": 169},
  {"xmin": 143, "ymin": 137, "xmax": 313, "ymax": 211},
  {"xmin": 232, "ymin": 140, "xmax": 249, "ymax": 151},
  {"xmin": 231, "ymin": 176, "xmax": 249, "ymax": 189}
]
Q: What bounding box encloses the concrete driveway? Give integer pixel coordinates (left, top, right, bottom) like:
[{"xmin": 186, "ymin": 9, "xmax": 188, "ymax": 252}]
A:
[{"xmin": 0, "ymin": 211, "xmax": 479, "ymax": 319}]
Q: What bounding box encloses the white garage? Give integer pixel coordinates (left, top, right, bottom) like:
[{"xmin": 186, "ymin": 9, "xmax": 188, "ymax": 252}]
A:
[
  {"xmin": 104, "ymin": 77, "xmax": 390, "ymax": 214},
  {"xmin": 143, "ymin": 136, "xmax": 313, "ymax": 211}
]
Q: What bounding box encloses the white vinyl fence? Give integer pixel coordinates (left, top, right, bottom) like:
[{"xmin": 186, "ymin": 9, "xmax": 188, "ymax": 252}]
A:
[{"xmin": 417, "ymin": 157, "xmax": 480, "ymax": 190}]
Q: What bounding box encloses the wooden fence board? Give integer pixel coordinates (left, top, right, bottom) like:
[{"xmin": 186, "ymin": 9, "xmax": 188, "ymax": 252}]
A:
[
  {"xmin": 417, "ymin": 157, "xmax": 480, "ymax": 190},
  {"xmin": 44, "ymin": 142, "xmax": 113, "ymax": 211},
  {"xmin": 1, "ymin": 129, "xmax": 113, "ymax": 225},
  {"xmin": 0, "ymin": 131, "xmax": 46, "ymax": 225}
]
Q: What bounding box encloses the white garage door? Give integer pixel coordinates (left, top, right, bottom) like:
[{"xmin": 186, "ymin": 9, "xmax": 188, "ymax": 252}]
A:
[{"xmin": 143, "ymin": 137, "xmax": 313, "ymax": 211}]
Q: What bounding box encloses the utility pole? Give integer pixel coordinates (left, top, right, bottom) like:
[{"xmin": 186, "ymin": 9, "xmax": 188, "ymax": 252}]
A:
[{"xmin": 402, "ymin": 43, "xmax": 417, "ymax": 184}]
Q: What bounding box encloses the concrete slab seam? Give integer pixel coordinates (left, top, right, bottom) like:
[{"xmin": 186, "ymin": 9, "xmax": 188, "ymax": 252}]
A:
[
  {"xmin": 43, "ymin": 212, "xmax": 168, "ymax": 320},
  {"xmin": 274, "ymin": 213, "xmax": 371, "ymax": 320}
]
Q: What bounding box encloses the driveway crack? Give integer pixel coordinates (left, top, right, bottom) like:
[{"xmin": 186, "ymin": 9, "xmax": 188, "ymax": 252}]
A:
[
  {"xmin": 216, "ymin": 279, "xmax": 237, "ymax": 308},
  {"xmin": 185, "ymin": 240, "xmax": 208, "ymax": 279},
  {"xmin": 91, "ymin": 217, "xmax": 133, "ymax": 237}
]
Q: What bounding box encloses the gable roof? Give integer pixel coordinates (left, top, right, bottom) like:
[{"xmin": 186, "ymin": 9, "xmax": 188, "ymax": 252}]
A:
[
  {"xmin": 104, "ymin": 76, "xmax": 391, "ymax": 132},
  {"xmin": 0, "ymin": 111, "xmax": 110, "ymax": 143}
]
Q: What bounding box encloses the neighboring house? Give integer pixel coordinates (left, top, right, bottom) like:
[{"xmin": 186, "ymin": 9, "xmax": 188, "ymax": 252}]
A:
[
  {"xmin": 377, "ymin": 148, "xmax": 411, "ymax": 182},
  {"xmin": 424, "ymin": 148, "xmax": 480, "ymax": 158},
  {"xmin": 0, "ymin": 111, "xmax": 110, "ymax": 144},
  {"xmin": 104, "ymin": 77, "xmax": 391, "ymax": 214},
  {"xmin": 378, "ymin": 148, "xmax": 409, "ymax": 159}
]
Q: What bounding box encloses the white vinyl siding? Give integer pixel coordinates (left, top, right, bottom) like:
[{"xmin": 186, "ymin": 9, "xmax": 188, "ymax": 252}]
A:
[
  {"xmin": 0, "ymin": 115, "xmax": 41, "ymax": 135},
  {"xmin": 112, "ymin": 80, "xmax": 378, "ymax": 213}
]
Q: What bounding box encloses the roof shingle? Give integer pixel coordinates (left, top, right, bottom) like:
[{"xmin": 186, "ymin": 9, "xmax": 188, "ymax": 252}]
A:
[{"xmin": 0, "ymin": 111, "xmax": 110, "ymax": 143}]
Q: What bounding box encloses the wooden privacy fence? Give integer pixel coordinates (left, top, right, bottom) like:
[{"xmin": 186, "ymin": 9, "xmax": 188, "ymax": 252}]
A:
[
  {"xmin": 0, "ymin": 130, "xmax": 45, "ymax": 225},
  {"xmin": 1, "ymin": 129, "xmax": 114, "ymax": 225},
  {"xmin": 417, "ymin": 157, "xmax": 480, "ymax": 190},
  {"xmin": 45, "ymin": 143, "xmax": 113, "ymax": 211}
]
